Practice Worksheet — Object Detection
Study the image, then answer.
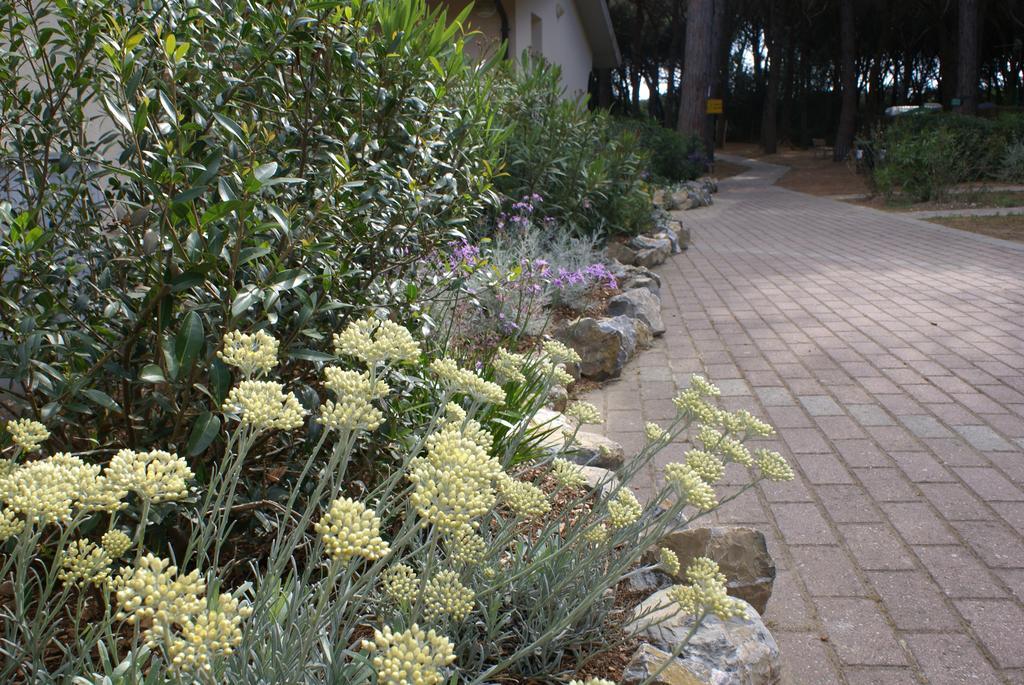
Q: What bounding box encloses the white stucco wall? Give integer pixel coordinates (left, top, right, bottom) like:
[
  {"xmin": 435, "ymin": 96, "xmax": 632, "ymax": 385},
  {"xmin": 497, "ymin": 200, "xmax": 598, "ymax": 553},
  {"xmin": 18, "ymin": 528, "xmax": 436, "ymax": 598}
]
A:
[{"xmin": 510, "ymin": 0, "xmax": 593, "ymax": 100}]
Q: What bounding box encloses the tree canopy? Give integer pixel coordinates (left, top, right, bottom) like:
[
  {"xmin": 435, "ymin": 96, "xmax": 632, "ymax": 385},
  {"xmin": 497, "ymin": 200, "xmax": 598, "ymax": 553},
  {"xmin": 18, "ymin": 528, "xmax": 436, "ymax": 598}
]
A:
[{"xmin": 600, "ymin": 0, "xmax": 1024, "ymax": 157}]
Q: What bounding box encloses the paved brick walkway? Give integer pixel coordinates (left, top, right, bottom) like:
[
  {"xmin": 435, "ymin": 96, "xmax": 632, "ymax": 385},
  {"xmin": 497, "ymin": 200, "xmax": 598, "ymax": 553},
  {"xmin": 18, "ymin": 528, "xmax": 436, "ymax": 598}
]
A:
[{"xmin": 583, "ymin": 156, "xmax": 1024, "ymax": 685}]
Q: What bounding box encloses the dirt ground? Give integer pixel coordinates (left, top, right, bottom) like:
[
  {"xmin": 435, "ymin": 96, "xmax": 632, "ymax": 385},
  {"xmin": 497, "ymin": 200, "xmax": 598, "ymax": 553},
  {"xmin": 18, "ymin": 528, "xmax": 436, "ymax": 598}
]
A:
[
  {"xmin": 926, "ymin": 214, "xmax": 1024, "ymax": 243},
  {"xmin": 851, "ymin": 190, "xmax": 1024, "ymax": 212},
  {"xmin": 722, "ymin": 143, "xmax": 871, "ymax": 196}
]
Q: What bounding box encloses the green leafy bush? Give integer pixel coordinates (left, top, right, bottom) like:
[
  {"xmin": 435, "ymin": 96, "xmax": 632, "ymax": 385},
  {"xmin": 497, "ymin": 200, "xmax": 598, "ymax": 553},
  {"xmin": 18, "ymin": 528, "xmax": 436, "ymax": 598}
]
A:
[
  {"xmin": 613, "ymin": 116, "xmax": 706, "ymax": 182},
  {"xmin": 0, "ymin": 0, "xmax": 502, "ymax": 456},
  {"xmin": 489, "ymin": 57, "xmax": 654, "ymax": 237},
  {"xmin": 0, "ymin": 321, "xmax": 795, "ymax": 682},
  {"xmin": 870, "ymin": 112, "xmax": 1024, "ymax": 201},
  {"xmin": 999, "ymin": 140, "xmax": 1024, "ymax": 182}
]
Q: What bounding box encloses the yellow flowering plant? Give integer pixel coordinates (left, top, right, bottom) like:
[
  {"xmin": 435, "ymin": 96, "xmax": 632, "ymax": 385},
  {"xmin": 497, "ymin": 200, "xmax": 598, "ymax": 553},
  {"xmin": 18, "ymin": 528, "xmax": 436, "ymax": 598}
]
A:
[{"xmin": 0, "ymin": 313, "xmax": 792, "ymax": 685}]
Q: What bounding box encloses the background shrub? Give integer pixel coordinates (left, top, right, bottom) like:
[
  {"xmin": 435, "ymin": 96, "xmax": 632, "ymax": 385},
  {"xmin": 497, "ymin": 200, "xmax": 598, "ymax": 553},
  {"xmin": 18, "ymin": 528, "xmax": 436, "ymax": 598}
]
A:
[
  {"xmin": 612, "ymin": 116, "xmax": 706, "ymax": 182},
  {"xmin": 870, "ymin": 112, "xmax": 1024, "ymax": 201},
  {"xmin": 999, "ymin": 140, "xmax": 1024, "ymax": 182},
  {"xmin": 489, "ymin": 57, "xmax": 654, "ymax": 238},
  {"xmin": 0, "ymin": 0, "xmax": 501, "ymax": 457}
]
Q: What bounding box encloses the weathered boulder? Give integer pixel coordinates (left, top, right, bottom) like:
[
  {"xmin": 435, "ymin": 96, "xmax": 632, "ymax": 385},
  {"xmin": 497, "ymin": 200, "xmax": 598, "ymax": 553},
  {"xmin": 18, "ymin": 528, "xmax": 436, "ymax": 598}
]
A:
[
  {"xmin": 557, "ymin": 315, "xmax": 651, "ymax": 381},
  {"xmin": 628, "ymin": 235, "xmax": 672, "ymax": 268},
  {"xmin": 579, "ymin": 465, "xmax": 622, "ymax": 497},
  {"xmin": 571, "ymin": 431, "xmax": 625, "ymax": 469},
  {"xmin": 627, "ymin": 590, "xmax": 782, "ymax": 685},
  {"xmin": 547, "ymin": 384, "xmax": 568, "ymax": 412},
  {"xmin": 607, "ymin": 241, "xmax": 638, "ymax": 265},
  {"xmin": 607, "ymin": 287, "xmax": 665, "ymax": 336},
  {"xmin": 649, "ymin": 526, "xmax": 776, "ymax": 615},
  {"xmin": 622, "ymin": 644, "xmax": 706, "ymax": 685},
  {"xmin": 698, "ymin": 176, "xmax": 719, "ymax": 194},
  {"xmin": 610, "ymin": 262, "xmax": 662, "ymax": 296},
  {"xmin": 531, "ymin": 409, "xmax": 625, "ymax": 470}
]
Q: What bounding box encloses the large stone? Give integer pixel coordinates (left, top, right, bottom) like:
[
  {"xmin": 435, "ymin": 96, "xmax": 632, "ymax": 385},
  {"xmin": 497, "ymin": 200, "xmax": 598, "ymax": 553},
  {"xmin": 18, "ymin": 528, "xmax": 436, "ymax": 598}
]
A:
[
  {"xmin": 531, "ymin": 409, "xmax": 625, "ymax": 469},
  {"xmin": 557, "ymin": 315, "xmax": 651, "ymax": 381},
  {"xmin": 650, "ymin": 526, "xmax": 776, "ymax": 615},
  {"xmin": 611, "ymin": 263, "xmax": 662, "ymax": 296},
  {"xmin": 607, "ymin": 241, "xmax": 638, "ymax": 265},
  {"xmin": 579, "ymin": 465, "xmax": 622, "ymax": 497},
  {"xmin": 622, "ymin": 644, "xmax": 706, "ymax": 685},
  {"xmin": 607, "ymin": 287, "xmax": 665, "ymax": 336},
  {"xmin": 630, "ymin": 235, "xmax": 673, "ymax": 268},
  {"xmin": 698, "ymin": 176, "xmax": 719, "ymax": 193},
  {"xmin": 626, "ymin": 590, "xmax": 782, "ymax": 685},
  {"xmin": 571, "ymin": 431, "xmax": 625, "ymax": 469},
  {"xmin": 547, "ymin": 384, "xmax": 568, "ymax": 412},
  {"xmin": 634, "ymin": 247, "xmax": 666, "ymax": 268}
]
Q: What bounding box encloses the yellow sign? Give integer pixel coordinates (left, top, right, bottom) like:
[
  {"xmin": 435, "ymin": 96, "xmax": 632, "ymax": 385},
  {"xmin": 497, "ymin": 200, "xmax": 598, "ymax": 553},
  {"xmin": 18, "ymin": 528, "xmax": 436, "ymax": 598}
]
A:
[{"xmin": 706, "ymin": 98, "xmax": 723, "ymax": 114}]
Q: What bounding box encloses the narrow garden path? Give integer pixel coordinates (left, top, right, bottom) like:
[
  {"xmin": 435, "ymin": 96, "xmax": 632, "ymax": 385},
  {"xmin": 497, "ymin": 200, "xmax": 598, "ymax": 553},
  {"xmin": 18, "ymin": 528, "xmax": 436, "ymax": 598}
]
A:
[{"xmin": 583, "ymin": 155, "xmax": 1024, "ymax": 685}]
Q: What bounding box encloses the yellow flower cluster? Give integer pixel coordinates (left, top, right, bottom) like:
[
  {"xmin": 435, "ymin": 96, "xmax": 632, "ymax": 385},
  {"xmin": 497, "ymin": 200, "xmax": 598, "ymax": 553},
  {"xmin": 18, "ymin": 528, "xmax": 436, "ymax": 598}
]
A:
[
  {"xmin": 0, "ymin": 507, "xmax": 24, "ymax": 541},
  {"xmin": 547, "ymin": 363, "xmax": 576, "ymax": 388},
  {"xmin": 566, "ymin": 401, "xmax": 602, "ymax": 425},
  {"xmin": 409, "ymin": 420, "xmax": 502, "ymax": 532},
  {"xmin": 756, "ymin": 449, "xmax": 795, "ymax": 481},
  {"xmin": 493, "ymin": 348, "xmax": 526, "ymax": 385},
  {"xmin": 333, "ymin": 317, "xmax": 421, "ymax": 367},
  {"xmin": 429, "ymin": 358, "xmax": 506, "ymax": 406},
  {"xmin": 0, "ymin": 453, "xmax": 132, "ymax": 525},
  {"xmin": 361, "ymin": 624, "xmax": 456, "ymax": 685},
  {"xmin": 542, "ymin": 339, "xmax": 581, "ymax": 365},
  {"xmin": 448, "ymin": 526, "xmax": 487, "ymax": 566},
  {"xmin": 381, "ymin": 563, "xmax": 418, "ymax": 604},
  {"xmin": 664, "ymin": 462, "xmax": 718, "ymax": 511},
  {"xmin": 607, "ymin": 488, "xmax": 642, "ymax": 528},
  {"xmin": 685, "ymin": 449, "xmax": 725, "ymax": 484},
  {"xmin": 166, "ymin": 593, "xmax": 252, "ymax": 674},
  {"xmin": 659, "ymin": 547, "xmax": 681, "ymax": 576},
  {"xmin": 319, "ymin": 368, "xmax": 389, "ymax": 433},
  {"xmin": 718, "ymin": 408, "xmax": 775, "ymax": 437},
  {"xmin": 1, "ymin": 457, "xmax": 80, "ymax": 524},
  {"xmin": 59, "ymin": 539, "xmax": 113, "ymax": 588},
  {"xmin": 424, "ymin": 569, "xmax": 475, "ymax": 621},
  {"xmin": 115, "ymin": 554, "xmax": 206, "ymax": 632},
  {"xmin": 667, "ymin": 556, "xmax": 747, "ymax": 620},
  {"xmin": 222, "ymin": 380, "xmax": 307, "ymax": 432},
  {"xmin": 106, "ymin": 449, "xmax": 193, "ymax": 503},
  {"xmin": 688, "ymin": 375, "xmax": 721, "ymax": 397},
  {"xmin": 645, "ymin": 421, "xmax": 668, "ymax": 443},
  {"xmin": 101, "ymin": 530, "xmax": 133, "ymax": 558},
  {"xmin": 583, "ymin": 523, "xmax": 608, "ymax": 543},
  {"xmin": 217, "ymin": 330, "xmax": 279, "ymax": 377},
  {"xmin": 672, "ymin": 388, "xmax": 718, "ymax": 424},
  {"xmin": 6, "ymin": 418, "xmax": 50, "ymax": 452},
  {"xmin": 314, "ymin": 496, "xmax": 390, "ymax": 562},
  {"xmin": 551, "ymin": 457, "xmax": 587, "ymax": 489},
  {"xmin": 698, "ymin": 426, "xmax": 753, "ymax": 467},
  {"xmin": 498, "ymin": 475, "xmax": 551, "ymax": 518}
]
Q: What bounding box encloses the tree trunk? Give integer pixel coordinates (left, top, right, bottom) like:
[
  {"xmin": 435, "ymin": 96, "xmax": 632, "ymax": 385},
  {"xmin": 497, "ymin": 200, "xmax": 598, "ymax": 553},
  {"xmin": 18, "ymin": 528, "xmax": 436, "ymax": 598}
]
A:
[
  {"xmin": 779, "ymin": 33, "xmax": 795, "ymax": 144},
  {"xmin": 938, "ymin": 7, "xmax": 957, "ymax": 108},
  {"xmin": 833, "ymin": 0, "xmax": 857, "ymax": 162},
  {"xmin": 760, "ymin": 0, "xmax": 782, "ymax": 153},
  {"xmin": 704, "ymin": 0, "xmax": 728, "ymax": 160},
  {"xmin": 798, "ymin": 50, "xmax": 810, "ymax": 147},
  {"xmin": 677, "ymin": 0, "xmax": 715, "ymax": 138},
  {"xmin": 956, "ymin": 0, "xmax": 979, "ymax": 114},
  {"xmin": 597, "ymin": 68, "xmax": 613, "ymax": 109}
]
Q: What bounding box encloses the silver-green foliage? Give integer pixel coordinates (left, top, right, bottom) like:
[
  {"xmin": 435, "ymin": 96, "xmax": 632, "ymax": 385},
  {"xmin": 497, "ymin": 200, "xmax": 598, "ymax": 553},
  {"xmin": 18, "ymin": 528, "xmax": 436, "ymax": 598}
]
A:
[{"xmin": 0, "ymin": 322, "xmax": 792, "ymax": 683}]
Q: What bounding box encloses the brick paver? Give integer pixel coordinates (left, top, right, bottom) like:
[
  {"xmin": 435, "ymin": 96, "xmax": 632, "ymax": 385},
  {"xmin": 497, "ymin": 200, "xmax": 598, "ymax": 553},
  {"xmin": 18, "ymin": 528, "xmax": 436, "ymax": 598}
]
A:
[{"xmin": 583, "ymin": 155, "xmax": 1024, "ymax": 684}]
